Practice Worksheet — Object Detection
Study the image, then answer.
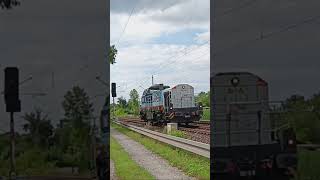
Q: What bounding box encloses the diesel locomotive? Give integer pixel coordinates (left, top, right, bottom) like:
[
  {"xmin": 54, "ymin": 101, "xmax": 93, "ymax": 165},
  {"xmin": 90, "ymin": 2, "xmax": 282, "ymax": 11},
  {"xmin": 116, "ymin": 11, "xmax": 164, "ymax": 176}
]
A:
[
  {"xmin": 211, "ymin": 72, "xmax": 297, "ymax": 179},
  {"xmin": 140, "ymin": 84, "xmax": 203, "ymax": 125}
]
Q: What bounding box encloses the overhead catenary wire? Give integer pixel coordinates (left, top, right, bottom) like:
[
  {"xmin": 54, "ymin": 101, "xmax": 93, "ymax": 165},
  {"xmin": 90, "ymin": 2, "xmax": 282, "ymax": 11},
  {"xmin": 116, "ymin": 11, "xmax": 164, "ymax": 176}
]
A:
[
  {"xmin": 115, "ymin": 4, "xmax": 136, "ymax": 46},
  {"xmin": 213, "ymin": 14, "xmax": 320, "ymax": 57},
  {"xmin": 168, "ymin": 50, "xmax": 210, "ymax": 86},
  {"xmin": 134, "ymin": 41, "xmax": 210, "ymax": 88},
  {"xmin": 153, "ymin": 40, "xmax": 210, "ymax": 75},
  {"xmin": 117, "ymin": 14, "xmax": 318, "ymax": 99},
  {"xmin": 153, "ymin": 46, "xmax": 210, "ymax": 84},
  {"xmin": 114, "ymin": 2, "xmax": 207, "ymax": 93},
  {"xmin": 136, "ymin": 48, "xmax": 210, "ymax": 97},
  {"xmin": 114, "ymin": 0, "xmax": 267, "ymax": 96},
  {"xmin": 215, "ymin": 0, "xmax": 259, "ymax": 20},
  {"xmin": 120, "ymin": 41, "xmax": 209, "ymax": 98},
  {"xmin": 137, "ymin": 14, "xmax": 319, "ymax": 93}
]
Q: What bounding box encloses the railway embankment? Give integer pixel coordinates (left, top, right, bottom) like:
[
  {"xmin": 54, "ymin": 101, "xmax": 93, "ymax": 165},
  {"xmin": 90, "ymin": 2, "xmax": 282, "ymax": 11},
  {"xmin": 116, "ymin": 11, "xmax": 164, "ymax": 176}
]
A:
[{"xmin": 111, "ymin": 122, "xmax": 210, "ymax": 180}]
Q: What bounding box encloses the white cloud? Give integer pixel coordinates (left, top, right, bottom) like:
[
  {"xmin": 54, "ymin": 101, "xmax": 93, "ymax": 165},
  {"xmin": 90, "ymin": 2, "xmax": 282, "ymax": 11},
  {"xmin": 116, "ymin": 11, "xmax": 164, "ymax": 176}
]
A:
[
  {"xmin": 110, "ymin": 0, "xmax": 210, "ymax": 101},
  {"xmin": 111, "ymin": 43, "xmax": 210, "ymax": 100},
  {"xmin": 111, "ymin": 0, "xmax": 210, "ymax": 45}
]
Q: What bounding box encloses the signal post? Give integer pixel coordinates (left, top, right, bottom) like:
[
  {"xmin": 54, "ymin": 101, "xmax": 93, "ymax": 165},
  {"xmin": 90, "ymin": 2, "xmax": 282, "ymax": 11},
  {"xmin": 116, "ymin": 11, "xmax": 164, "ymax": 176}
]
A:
[{"xmin": 4, "ymin": 67, "xmax": 21, "ymax": 180}]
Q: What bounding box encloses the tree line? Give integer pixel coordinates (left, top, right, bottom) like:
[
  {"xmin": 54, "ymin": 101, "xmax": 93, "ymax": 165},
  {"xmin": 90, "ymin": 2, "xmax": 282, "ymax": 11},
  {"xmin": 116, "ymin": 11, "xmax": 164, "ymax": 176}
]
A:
[
  {"xmin": 114, "ymin": 89, "xmax": 140, "ymax": 117},
  {"xmin": 278, "ymin": 93, "xmax": 320, "ymax": 144},
  {"xmin": 0, "ymin": 86, "xmax": 96, "ymax": 175}
]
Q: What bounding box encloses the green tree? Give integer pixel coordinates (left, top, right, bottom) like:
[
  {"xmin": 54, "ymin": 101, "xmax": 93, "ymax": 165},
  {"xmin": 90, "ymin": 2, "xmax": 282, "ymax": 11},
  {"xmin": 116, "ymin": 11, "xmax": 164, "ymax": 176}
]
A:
[
  {"xmin": 62, "ymin": 86, "xmax": 94, "ymax": 129},
  {"xmin": 109, "ymin": 45, "xmax": 118, "ymax": 64},
  {"xmin": 195, "ymin": 91, "xmax": 210, "ymax": 107},
  {"xmin": 308, "ymin": 93, "xmax": 320, "ymax": 143},
  {"xmin": 22, "ymin": 108, "xmax": 53, "ymax": 147},
  {"xmin": 52, "ymin": 126, "xmax": 71, "ymax": 151},
  {"xmin": 60, "ymin": 86, "xmax": 93, "ymax": 171},
  {"xmin": 0, "ymin": 0, "xmax": 20, "ymax": 9},
  {"xmin": 282, "ymin": 94, "xmax": 320, "ymax": 143},
  {"xmin": 117, "ymin": 96, "xmax": 128, "ymax": 108},
  {"xmin": 105, "ymin": 45, "xmax": 117, "ymax": 105},
  {"xmin": 128, "ymin": 89, "xmax": 140, "ymax": 115}
]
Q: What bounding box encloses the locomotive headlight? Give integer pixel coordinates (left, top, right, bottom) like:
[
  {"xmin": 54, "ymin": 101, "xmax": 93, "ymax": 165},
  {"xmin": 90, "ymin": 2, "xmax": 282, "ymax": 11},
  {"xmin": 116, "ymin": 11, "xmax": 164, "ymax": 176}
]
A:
[
  {"xmin": 231, "ymin": 77, "xmax": 240, "ymax": 87},
  {"xmin": 288, "ymin": 139, "xmax": 294, "ymax": 145},
  {"xmin": 170, "ymin": 107, "xmax": 173, "ymax": 110}
]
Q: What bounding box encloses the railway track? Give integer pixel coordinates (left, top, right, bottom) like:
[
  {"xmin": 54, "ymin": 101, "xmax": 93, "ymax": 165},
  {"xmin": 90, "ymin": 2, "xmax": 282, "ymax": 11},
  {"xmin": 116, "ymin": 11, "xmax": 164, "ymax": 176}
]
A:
[
  {"xmin": 114, "ymin": 120, "xmax": 210, "ymax": 158},
  {"xmin": 178, "ymin": 127, "xmax": 210, "ymax": 135},
  {"xmin": 119, "ymin": 117, "xmax": 210, "ymax": 144}
]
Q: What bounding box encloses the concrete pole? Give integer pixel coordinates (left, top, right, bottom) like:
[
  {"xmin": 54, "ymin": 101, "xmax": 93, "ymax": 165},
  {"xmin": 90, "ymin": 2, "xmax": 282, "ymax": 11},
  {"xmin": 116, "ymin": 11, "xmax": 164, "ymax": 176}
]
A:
[{"xmin": 112, "ymin": 97, "xmax": 115, "ymax": 121}]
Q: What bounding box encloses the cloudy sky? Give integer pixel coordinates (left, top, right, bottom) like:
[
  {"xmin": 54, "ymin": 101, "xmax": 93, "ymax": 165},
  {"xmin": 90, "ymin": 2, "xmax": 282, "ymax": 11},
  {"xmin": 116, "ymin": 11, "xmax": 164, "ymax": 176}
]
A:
[
  {"xmin": 213, "ymin": 0, "xmax": 320, "ymax": 101},
  {"xmin": 110, "ymin": 0, "xmax": 210, "ymax": 100},
  {"xmin": 0, "ymin": 0, "xmax": 107, "ymax": 133}
]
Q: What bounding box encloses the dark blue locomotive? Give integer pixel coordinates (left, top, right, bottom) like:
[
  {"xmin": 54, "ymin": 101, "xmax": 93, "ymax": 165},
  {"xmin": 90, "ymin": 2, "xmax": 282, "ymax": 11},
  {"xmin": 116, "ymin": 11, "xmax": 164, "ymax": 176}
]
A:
[{"xmin": 140, "ymin": 84, "xmax": 202, "ymax": 125}]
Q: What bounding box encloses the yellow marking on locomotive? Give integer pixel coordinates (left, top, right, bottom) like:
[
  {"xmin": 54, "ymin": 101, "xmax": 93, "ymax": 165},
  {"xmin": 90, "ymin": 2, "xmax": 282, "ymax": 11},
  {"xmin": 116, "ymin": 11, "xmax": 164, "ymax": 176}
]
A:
[{"xmin": 169, "ymin": 113, "xmax": 174, "ymax": 119}]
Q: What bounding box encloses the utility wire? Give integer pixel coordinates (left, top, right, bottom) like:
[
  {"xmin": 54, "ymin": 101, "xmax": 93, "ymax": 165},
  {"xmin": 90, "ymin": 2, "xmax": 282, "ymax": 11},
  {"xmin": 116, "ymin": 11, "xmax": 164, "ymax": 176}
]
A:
[
  {"xmin": 171, "ymin": 50, "xmax": 210, "ymax": 84},
  {"xmin": 131, "ymin": 41, "xmax": 209, "ymax": 89},
  {"xmin": 213, "ymin": 14, "xmax": 320, "ymax": 57},
  {"xmin": 127, "ymin": 41, "xmax": 210, "ymax": 89},
  {"xmin": 115, "ymin": 5, "xmax": 136, "ymax": 46},
  {"xmin": 116, "ymin": 0, "xmax": 264, "ymax": 95},
  {"xmin": 138, "ymin": 14, "xmax": 318, "ymax": 91},
  {"xmin": 127, "ymin": 41, "xmax": 210, "ymax": 91},
  {"xmin": 139, "ymin": 49, "xmax": 210, "ymax": 95},
  {"xmin": 118, "ymin": 2, "xmax": 206, "ymax": 90},
  {"xmin": 154, "ymin": 40, "xmax": 210, "ymax": 75},
  {"xmin": 215, "ymin": 0, "xmax": 259, "ymax": 20},
  {"xmin": 115, "ymin": 0, "xmax": 255, "ymax": 93}
]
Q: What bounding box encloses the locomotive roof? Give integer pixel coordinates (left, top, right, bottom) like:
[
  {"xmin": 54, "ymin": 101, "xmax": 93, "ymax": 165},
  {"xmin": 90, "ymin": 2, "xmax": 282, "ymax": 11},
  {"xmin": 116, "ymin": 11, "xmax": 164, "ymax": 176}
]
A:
[
  {"xmin": 215, "ymin": 72, "xmax": 254, "ymax": 76},
  {"xmin": 148, "ymin": 84, "xmax": 170, "ymax": 90},
  {"xmin": 213, "ymin": 72, "xmax": 268, "ymax": 86},
  {"xmin": 214, "ymin": 72, "xmax": 264, "ymax": 80}
]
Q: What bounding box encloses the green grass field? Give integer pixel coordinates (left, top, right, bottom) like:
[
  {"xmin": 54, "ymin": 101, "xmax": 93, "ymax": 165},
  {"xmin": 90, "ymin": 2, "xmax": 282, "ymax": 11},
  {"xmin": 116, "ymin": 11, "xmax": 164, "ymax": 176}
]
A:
[
  {"xmin": 110, "ymin": 136, "xmax": 155, "ymax": 180},
  {"xmin": 111, "ymin": 122, "xmax": 210, "ymax": 180},
  {"xmin": 296, "ymin": 149, "xmax": 320, "ymax": 180},
  {"xmin": 201, "ymin": 108, "xmax": 210, "ymax": 121}
]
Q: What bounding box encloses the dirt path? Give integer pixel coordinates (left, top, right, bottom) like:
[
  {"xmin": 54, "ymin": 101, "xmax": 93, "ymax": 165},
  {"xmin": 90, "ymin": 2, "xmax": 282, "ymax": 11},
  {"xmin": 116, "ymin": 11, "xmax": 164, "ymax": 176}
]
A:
[{"xmin": 111, "ymin": 128, "xmax": 195, "ymax": 180}]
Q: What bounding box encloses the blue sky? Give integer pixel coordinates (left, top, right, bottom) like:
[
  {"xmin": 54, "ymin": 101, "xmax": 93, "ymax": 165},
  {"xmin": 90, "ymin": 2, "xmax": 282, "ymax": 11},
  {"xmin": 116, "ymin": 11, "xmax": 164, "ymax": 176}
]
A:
[{"xmin": 150, "ymin": 29, "xmax": 207, "ymax": 45}]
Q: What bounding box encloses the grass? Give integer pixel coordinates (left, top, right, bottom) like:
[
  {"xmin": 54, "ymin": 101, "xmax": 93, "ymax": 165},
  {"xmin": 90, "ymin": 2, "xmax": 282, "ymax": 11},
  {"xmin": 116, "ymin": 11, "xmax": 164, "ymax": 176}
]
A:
[
  {"xmin": 296, "ymin": 149, "xmax": 320, "ymax": 180},
  {"xmin": 162, "ymin": 127, "xmax": 188, "ymax": 138},
  {"xmin": 201, "ymin": 108, "xmax": 210, "ymax": 121},
  {"xmin": 169, "ymin": 130, "xmax": 187, "ymax": 138},
  {"xmin": 110, "ymin": 136, "xmax": 155, "ymax": 180},
  {"xmin": 111, "ymin": 122, "xmax": 210, "ymax": 180},
  {"xmin": 0, "ymin": 148, "xmax": 59, "ymax": 176}
]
